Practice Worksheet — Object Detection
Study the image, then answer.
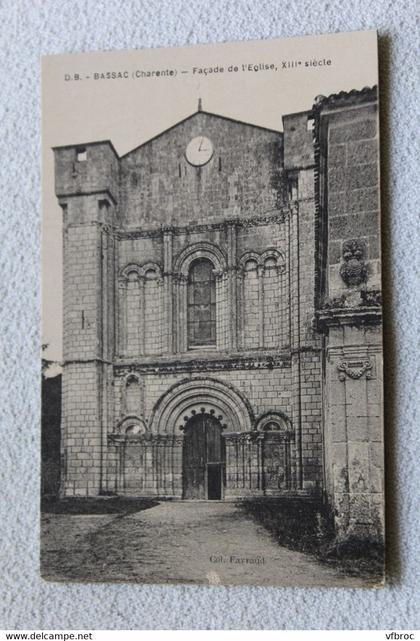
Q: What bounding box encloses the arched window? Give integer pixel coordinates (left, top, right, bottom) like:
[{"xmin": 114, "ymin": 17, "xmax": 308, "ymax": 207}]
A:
[
  {"xmin": 144, "ymin": 268, "xmax": 163, "ymax": 355},
  {"xmin": 125, "ymin": 271, "xmax": 141, "ymax": 356},
  {"xmin": 187, "ymin": 258, "xmax": 216, "ymax": 348},
  {"xmin": 242, "ymin": 259, "xmax": 259, "ymax": 349},
  {"xmin": 125, "ymin": 375, "xmax": 142, "ymax": 415}
]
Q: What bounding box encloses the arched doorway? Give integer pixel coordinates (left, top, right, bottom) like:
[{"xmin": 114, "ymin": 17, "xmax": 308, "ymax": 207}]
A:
[{"xmin": 182, "ymin": 413, "xmax": 225, "ymax": 500}]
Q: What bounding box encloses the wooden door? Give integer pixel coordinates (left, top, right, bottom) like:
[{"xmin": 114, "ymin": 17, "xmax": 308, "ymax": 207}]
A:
[{"xmin": 182, "ymin": 413, "xmax": 224, "ymax": 499}]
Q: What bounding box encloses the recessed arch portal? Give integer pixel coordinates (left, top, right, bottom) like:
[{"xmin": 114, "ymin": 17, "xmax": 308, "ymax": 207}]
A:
[{"xmin": 149, "ymin": 377, "xmax": 254, "ymax": 435}]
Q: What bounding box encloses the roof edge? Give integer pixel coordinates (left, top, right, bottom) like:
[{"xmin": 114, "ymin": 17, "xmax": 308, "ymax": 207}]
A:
[
  {"xmin": 120, "ymin": 109, "xmax": 282, "ymax": 159},
  {"xmin": 52, "ymin": 139, "xmax": 120, "ymax": 159},
  {"xmin": 312, "ymin": 85, "xmax": 378, "ymax": 112}
]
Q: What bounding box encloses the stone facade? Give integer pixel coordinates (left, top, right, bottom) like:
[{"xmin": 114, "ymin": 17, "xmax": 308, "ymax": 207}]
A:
[
  {"xmin": 314, "ymin": 88, "xmax": 384, "ymax": 542},
  {"xmin": 54, "ymin": 88, "xmax": 383, "ymax": 545}
]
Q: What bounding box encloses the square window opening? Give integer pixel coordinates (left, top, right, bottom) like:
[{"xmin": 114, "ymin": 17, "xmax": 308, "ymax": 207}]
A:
[{"xmin": 76, "ymin": 147, "xmax": 87, "ymax": 162}]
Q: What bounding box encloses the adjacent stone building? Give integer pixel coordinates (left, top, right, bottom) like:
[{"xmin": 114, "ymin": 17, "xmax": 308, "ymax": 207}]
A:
[{"xmin": 53, "ymin": 87, "xmax": 383, "ymax": 544}]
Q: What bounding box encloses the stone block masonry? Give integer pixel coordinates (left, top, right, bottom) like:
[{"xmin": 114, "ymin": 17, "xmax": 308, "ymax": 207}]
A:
[
  {"xmin": 61, "ymin": 362, "xmax": 102, "ymax": 496},
  {"xmin": 314, "ymin": 88, "xmax": 384, "ymax": 544}
]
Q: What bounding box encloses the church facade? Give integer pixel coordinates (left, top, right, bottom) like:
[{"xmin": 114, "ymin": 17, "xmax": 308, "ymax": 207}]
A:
[{"xmin": 53, "ymin": 87, "xmax": 384, "ymax": 543}]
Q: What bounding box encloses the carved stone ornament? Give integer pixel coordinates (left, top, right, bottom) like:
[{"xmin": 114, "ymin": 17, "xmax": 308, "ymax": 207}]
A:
[
  {"xmin": 337, "ymin": 359, "xmax": 373, "ymax": 381},
  {"xmin": 114, "ymin": 353, "xmax": 290, "ymax": 377},
  {"xmin": 339, "ymin": 239, "xmax": 367, "ymax": 287},
  {"xmin": 360, "ymin": 289, "xmax": 382, "ymax": 307},
  {"xmin": 108, "ymin": 433, "xmax": 184, "ymax": 445}
]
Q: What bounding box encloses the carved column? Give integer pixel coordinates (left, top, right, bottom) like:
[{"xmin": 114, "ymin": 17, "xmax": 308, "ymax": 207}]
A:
[
  {"xmin": 163, "ymin": 228, "xmax": 174, "ymax": 354},
  {"xmin": 289, "ymin": 205, "xmax": 303, "ymax": 489},
  {"xmin": 100, "ymin": 230, "xmax": 108, "ymax": 359},
  {"xmin": 172, "ymin": 434, "xmax": 183, "ymax": 498},
  {"xmin": 257, "ymin": 264, "xmax": 265, "ymax": 349},
  {"xmin": 177, "ymin": 275, "xmax": 188, "ymax": 352},
  {"xmin": 213, "ymin": 270, "xmax": 225, "ymax": 350},
  {"xmin": 118, "ymin": 278, "xmax": 127, "ymax": 357},
  {"xmin": 139, "ymin": 275, "xmax": 145, "ymax": 356},
  {"xmin": 279, "ymin": 265, "xmax": 286, "ymax": 348},
  {"xmin": 224, "ymin": 433, "xmax": 237, "ymax": 497},
  {"xmin": 226, "ymin": 221, "xmax": 238, "ymax": 351},
  {"xmin": 237, "ymin": 269, "xmax": 244, "ymax": 350},
  {"xmin": 256, "ymin": 433, "xmax": 264, "ymax": 491}
]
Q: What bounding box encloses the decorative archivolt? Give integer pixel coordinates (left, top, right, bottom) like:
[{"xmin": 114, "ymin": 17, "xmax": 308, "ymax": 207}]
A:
[
  {"xmin": 119, "ymin": 261, "xmax": 163, "ymax": 282},
  {"xmin": 174, "ymin": 241, "xmax": 227, "ymax": 277},
  {"xmin": 255, "ymin": 411, "xmax": 293, "ymax": 435},
  {"xmin": 149, "ymin": 377, "xmax": 255, "ymax": 434},
  {"xmin": 239, "ymin": 251, "xmax": 260, "ymax": 270},
  {"xmin": 239, "ymin": 248, "xmax": 286, "ymax": 272},
  {"xmin": 120, "ymin": 247, "xmax": 284, "ymax": 280},
  {"xmin": 115, "ymin": 415, "xmax": 147, "ymax": 435},
  {"xmin": 179, "ymin": 407, "xmax": 229, "ymax": 431}
]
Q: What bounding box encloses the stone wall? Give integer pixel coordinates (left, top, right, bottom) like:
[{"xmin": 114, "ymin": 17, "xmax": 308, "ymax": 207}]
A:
[
  {"xmin": 314, "ymin": 88, "xmax": 384, "ymax": 544},
  {"xmin": 109, "ymin": 354, "xmax": 326, "ymax": 495},
  {"xmin": 105, "ymin": 429, "xmax": 294, "ymax": 499},
  {"xmin": 326, "ymin": 103, "xmax": 380, "ymax": 301},
  {"xmin": 113, "ymin": 366, "xmax": 294, "ymax": 429},
  {"xmin": 324, "ymin": 326, "xmax": 383, "ymax": 540},
  {"xmin": 106, "ymin": 435, "xmax": 184, "ymax": 497},
  {"xmin": 144, "ymin": 274, "xmax": 164, "ymax": 355},
  {"xmin": 119, "ymin": 111, "xmax": 284, "ymax": 228},
  {"xmin": 54, "ymin": 141, "xmax": 119, "ymax": 204},
  {"xmin": 117, "ymin": 218, "xmax": 291, "ymax": 358},
  {"xmin": 282, "ymin": 111, "xmax": 323, "ymax": 493},
  {"xmin": 242, "ymin": 265, "xmax": 259, "ymax": 348},
  {"xmin": 61, "ymin": 362, "xmax": 102, "ymax": 496},
  {"xmin": 55, "ymin": 154, "xmax": 118, "ymax": 496}
]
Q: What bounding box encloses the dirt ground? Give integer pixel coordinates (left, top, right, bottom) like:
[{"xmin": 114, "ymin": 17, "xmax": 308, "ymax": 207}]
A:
[{"xmin": 41, "ymin": 500, "xmax": 364, "ymax": 586}]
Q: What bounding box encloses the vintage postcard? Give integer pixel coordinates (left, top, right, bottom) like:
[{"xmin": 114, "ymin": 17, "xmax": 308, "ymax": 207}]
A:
[{"xmin": 41, "ymin": 29, "xmax": 384, "ymax": 586}]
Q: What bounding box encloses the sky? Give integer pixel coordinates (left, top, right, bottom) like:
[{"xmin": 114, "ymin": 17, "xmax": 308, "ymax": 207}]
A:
[{"xmin": 42, "ymin": 30, "xmax": 378, "ymax": 361}]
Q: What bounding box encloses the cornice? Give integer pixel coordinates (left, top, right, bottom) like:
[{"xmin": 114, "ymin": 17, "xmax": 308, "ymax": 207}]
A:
[
  {"xmin": 116, "ymin": 209, "xmax": 289, "ymax": 240},
  {"xmin": 108, "ymin": 433, "xmax": 184, "ymax": 445},
  {"xmin": 316, "ymin": 306, "xmax": 382, "ymax": 329},
  {"xmin": 56, "ymin": 188, "xmax": 118, "ymax": 206},
  {"xmin": 113, "ymin": 352, "xmax": 292, "ymax": 376}
]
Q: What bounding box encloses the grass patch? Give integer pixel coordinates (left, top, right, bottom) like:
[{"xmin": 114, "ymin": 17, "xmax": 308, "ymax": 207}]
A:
[{"xmin": 239, "ymin": 497, "xmax": 384, "ymax": 581}]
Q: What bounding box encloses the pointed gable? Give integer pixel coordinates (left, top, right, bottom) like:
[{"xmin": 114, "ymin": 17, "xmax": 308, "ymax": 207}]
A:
[{"xmin": 119, "ymin": 111, "xmax": 284, "ymax": 228}]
